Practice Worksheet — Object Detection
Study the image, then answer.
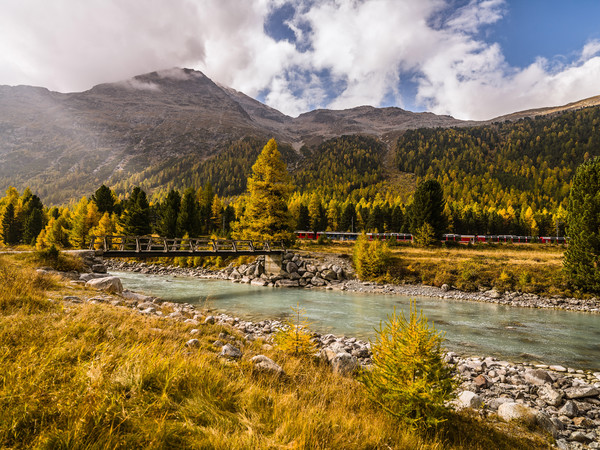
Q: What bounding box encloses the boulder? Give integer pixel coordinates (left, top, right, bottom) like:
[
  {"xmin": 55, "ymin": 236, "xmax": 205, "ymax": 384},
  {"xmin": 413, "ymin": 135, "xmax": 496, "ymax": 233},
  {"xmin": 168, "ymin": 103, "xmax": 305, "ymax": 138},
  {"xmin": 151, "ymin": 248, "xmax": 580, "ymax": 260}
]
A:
[
  {"xmin": 91, "ymin": 264, "xmax": 107, "ymax": 274},
  {"xmin": 498, "ymin": 402, "xmax": 537, "ymax": 423},
  {"xmin": 286, "ymin": 262, "xmax": 299, "ymax": 274},
  {"xmin": 251, "ymin": 355, "xmax": 284, "ymax": 376},
  {"xmin": 538, "ymin": 385, "xmax": 563, "ymax": 407},
  {"xmin": 220, "ymin": 344, "xmax": 242, "ymax": 359},
  {"xmin": 321, "ymin": 269, "xmax": 338, "ymax": 281},
  {"xmin": 80, "ymin": 273, "xmax": 108, "ymax": 282},
  {"xmin": 229, "ymin": 269, "xmax": 242, "ymax": 280},
  {"xmin": 559, "ymin": 400, "xmax": 579, "ymax": 418},
  {"xmin": 473, "ymin": 374, "xmax": 489, "ymax": 388},
  {"xmin": 85, "ymin": 276, "xmax": 123, "ymax": 294},
  {"xmin": 185, "ymin": 339, "xmax": 200, "ymax": 348},
  {"xmin": 331, "ymin": 352, "xmax": 358, "ymax": 376},
  {"xmin": 250, "ymin": 278, "xmax": 268, "ymax": 286},
  {"xmin": 524, "ymin": 369, "xmax": 553, "ymax": 385},
  {"xmin": 458, "ymin": 391, "xmax": 483, "ymax": 409},
  {"xmin": 564, "ymin": 386, "xmax": 600, "ymax": 399},
  {"xmin": 311, "ymin": 276, "xmax": 326, "ymax": 287}
]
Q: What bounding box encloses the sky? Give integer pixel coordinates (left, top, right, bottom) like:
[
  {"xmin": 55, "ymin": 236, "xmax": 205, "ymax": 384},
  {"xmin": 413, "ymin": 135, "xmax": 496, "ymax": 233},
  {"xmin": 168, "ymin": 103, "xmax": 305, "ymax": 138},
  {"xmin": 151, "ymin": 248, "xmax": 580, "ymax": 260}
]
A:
[{"xmin": 1, "ymin": 0, "xmax": 599, "ymax": 120}]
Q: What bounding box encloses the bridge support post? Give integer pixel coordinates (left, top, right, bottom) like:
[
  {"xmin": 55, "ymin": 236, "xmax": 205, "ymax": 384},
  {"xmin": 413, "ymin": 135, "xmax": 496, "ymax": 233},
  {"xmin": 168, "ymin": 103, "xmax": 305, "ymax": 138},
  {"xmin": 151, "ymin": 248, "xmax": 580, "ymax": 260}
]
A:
[{"xmin": 264, "ymin": 254, "xmax": 283, "ymax": 276}]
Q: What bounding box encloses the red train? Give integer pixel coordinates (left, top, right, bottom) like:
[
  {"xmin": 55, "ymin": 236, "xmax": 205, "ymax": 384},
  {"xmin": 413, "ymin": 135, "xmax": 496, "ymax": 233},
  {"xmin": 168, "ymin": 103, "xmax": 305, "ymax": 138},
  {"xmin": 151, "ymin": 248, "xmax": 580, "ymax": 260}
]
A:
[{"xmin": 295, "ymin": 231, "xmax": 567, "ymax": 244}]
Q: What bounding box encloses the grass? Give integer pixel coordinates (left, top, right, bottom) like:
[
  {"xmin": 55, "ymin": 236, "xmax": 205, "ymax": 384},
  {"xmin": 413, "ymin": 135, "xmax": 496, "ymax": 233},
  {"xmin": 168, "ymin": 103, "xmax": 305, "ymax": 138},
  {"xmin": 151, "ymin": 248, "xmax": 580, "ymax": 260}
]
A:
[
  {"xmin": 298, "ymin": 240, "xmax": 577, "ymax": 297},
  {"xmin": 0, "ymin": 253, "xmax": 553, "ymax": 449}
]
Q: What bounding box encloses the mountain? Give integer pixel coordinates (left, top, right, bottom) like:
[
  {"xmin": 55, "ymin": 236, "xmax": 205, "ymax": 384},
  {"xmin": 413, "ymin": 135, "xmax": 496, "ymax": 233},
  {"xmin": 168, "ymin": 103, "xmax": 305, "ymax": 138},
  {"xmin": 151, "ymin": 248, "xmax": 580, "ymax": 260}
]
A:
[{"xmin": 0, "ymin": 67, "xmax": 598, "ymax": 204}]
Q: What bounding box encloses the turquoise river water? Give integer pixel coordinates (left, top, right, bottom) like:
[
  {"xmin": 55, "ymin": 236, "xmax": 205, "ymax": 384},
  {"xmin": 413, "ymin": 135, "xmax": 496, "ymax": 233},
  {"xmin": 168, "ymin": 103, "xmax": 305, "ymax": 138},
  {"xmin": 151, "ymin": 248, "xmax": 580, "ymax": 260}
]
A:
[{"xmin": 113, "ymin": 271, "xmax": 600, "ymax": 370}]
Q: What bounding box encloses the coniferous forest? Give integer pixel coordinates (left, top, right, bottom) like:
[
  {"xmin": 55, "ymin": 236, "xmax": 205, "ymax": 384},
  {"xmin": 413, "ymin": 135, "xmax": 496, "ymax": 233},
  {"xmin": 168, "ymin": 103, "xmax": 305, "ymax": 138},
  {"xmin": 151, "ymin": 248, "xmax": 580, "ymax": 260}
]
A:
[{"xmin": 1, "ymin": 105, "xmax": 600, "ymax": 248}]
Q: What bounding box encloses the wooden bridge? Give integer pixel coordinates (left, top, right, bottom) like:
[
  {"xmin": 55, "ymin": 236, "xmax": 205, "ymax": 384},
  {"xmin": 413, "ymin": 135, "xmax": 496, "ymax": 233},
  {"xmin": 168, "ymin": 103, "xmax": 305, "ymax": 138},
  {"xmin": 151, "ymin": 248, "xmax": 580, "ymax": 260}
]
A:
[{"xmin": 89, "ymin": 235, "xmax": 286, "ymax": 258}]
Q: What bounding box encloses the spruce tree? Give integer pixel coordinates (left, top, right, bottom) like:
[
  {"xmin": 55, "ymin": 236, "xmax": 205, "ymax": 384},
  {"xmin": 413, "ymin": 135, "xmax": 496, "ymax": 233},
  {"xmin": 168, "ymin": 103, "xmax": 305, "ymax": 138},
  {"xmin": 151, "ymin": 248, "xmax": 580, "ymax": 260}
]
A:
[
  {"xmin": 340, "ymin": 203, "xmax": 356, "ymax": 232},
  {"xmin": 1, "ymin": 203, "xmax": 20, "ymax": 245},
  {"xmin": 408, "ymin": 179, "xmax": 447, "ymax": 239},
  {"xmin": 177, "ymin": 188, "xmax": 201, "ymax": 237},
  {"xmin": 91, "ymin": 185, "xmax": 116, "ymax": 214},
  {"xmin": 564, "ymin": 157, "xmax": 600, "ymax": 292},
  {"xmin": 234, "ymin": 138, "xmax": 294, "ymax": 242},
  {"xmin": 121, "ymin": 187, "xmax": 152, "ymax": 236},
  {"xmin": 159, "ymin": 189, "xmax": 181, "ymax": 238}
]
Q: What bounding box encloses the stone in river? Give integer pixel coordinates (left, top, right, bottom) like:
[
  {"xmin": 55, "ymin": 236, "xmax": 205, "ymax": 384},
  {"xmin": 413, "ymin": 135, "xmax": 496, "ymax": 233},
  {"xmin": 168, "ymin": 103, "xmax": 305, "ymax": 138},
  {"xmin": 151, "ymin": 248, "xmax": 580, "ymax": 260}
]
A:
[
  {"xmin": 524, "ymin": 369, "xmax": 553, "ymax": 385},
  {"xmin": 85, "ymin": 276, "xmax": 123, "ymax": 294}
]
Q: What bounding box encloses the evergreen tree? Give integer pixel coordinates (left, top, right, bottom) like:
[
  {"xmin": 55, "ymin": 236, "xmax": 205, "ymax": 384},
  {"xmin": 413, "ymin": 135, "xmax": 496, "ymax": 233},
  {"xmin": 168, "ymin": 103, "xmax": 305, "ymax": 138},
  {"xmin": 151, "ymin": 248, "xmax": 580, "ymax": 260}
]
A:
[
  {"xmin": 177, "ymin": 187, "xmax": 201, "ymax": 237},
  {"xmin": 297, "ymin": 204, "xmax": 311, "ymax": 230},
  {"xmin": 1, "ymin": 203, "xmax": 20, "ymax": 245},
  {"xmin": 21, "ymin": 194, "xmax": 44, "ymax": 245},
  {"xmin": 159, "ymin": 189, "xmax": 181, "ymax": 238},
  {"xmin": 120, "ymin": 187, "xmax": 152, "ymax": 236},
  {"xmin": 234, "ymin": 138, "xmax": 294, "ymax": 242},
  {"xmin": 564, "ymin": 157, "xmax": 600, "ymax": 292},
  {"xmin": 222, "ymin": 205, "xmax": 236, "ymax": 233},
  {"xmin": 91, "ymin": 184, "xmax": 116, "ymax": 214},
  {"xmin": 408, "ymin": 179, "xmax": 447, "ymax": 239},
  {"xmin": 340, "ymin": 203, "xmax": 356, "ymax": 232}
]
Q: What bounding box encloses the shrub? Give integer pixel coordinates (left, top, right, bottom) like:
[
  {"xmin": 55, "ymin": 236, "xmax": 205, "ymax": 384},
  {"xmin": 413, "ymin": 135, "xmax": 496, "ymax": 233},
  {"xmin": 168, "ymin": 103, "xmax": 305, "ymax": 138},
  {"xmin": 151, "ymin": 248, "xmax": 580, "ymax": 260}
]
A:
[
  {"xmin": 360, "ymin": 302, "xmax": 456, "ymax": 429},
  {"xmin": 353, "ymin": 233, "xmax": 391, "ymax": 280},
  {"xmin": 413, "ymin": 222, "xmax": 437, "ymax": 247},
  {"xmin": 274, "ymin": 304, "xmax": 317, "ymax": 357}
]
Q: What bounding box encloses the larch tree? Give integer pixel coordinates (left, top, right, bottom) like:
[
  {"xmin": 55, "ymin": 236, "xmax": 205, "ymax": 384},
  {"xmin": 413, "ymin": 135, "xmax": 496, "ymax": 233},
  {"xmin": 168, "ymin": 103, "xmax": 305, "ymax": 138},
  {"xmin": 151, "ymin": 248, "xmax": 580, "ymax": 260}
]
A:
[
  {"xmin": 234, "ymin": 138, "xmax": 294, "ymax": 242},
  {"xmin": 564, "ymin": 157, "xmax": 600, "ymax": 292}
]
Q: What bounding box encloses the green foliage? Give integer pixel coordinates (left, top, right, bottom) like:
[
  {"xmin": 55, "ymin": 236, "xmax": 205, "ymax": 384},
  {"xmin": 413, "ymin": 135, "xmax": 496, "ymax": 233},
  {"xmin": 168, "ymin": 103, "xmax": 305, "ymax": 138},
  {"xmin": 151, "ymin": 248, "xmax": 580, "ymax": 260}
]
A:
[
  {"xmin": 120, "ymin": 186, "xmax": 152, "ymax": 236},
  {"xmin": 274, "ymin": 303, "xmax": 317, "ymax": 357},
  {"xmin": 91, "ymin": 184, "xmax": 116, "ymax": 214},
  {"xmin": 408, "ymin": 179, "xmax": 447, "ymax": 239},
  {"xmin": 353, "ymin": 233, "xmax": 391, "ymax": 280},
  {"xmin": 564, "ymin": 157, "xmax": 600, "ymax": 292},
  {"xmin": 1, "ymin": 203, "xmax": 19, "ymax": 245},
  {"xmin": 234, "ymin": 139, "xmax": 295, "ymax": 242},
  {"xmin": 360, "ymin": 302, "xmax": 456, "ymax": 429}
]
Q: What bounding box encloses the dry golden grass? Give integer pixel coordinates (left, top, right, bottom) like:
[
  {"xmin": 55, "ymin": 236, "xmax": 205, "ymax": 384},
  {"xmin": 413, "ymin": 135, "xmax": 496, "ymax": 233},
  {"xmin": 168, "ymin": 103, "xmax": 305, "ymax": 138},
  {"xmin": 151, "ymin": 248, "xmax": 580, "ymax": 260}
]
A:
[{"xmin": 0, "ymin": 253, "xmax": 553, "ymax": 449}]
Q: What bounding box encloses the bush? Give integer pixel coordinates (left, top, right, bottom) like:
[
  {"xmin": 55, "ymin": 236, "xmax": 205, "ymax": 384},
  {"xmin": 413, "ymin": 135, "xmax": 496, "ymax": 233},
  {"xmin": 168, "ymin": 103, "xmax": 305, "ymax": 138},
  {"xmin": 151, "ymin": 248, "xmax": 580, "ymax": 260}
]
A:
[
  {"xmin": 353, "ymin": 233, "xmax": 391, "ymax": 280},
  {"xmin": 360, "ymin": 302, "xmax": 455, "ymax": 429},
  {"xmin": 413, "ymin": 222, "xmax": 437, "ymax": 247}
]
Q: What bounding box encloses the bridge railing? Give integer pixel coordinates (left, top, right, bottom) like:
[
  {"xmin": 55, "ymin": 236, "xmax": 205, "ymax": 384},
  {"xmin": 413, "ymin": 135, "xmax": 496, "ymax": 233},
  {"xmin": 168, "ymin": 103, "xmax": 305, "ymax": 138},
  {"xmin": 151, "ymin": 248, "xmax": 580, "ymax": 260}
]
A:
[{"xmin": 89, "ymin": 236, "xmax": 285, "ymax": 254}]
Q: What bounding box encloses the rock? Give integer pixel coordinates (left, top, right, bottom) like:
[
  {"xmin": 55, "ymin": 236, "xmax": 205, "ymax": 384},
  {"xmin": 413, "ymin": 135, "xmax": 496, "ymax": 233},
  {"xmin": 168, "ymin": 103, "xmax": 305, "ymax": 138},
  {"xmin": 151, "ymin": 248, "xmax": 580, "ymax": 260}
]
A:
[
  {"xmin": 559, "ymin": 400, "xmax": 579, "ymax": 418},
  {"xmin": 251, "ymin": 355, "xmax": 284, "ymax": 376},
  {"xmin": 524, "ymin": 369, "xmax": 553, "ymax": 385},
  {"xmin": 331, "ymin": 352, "xmax": 358, "ymax": 376},
  {"xmin": 286, "ymin": 262, "xmax": 298, "ymax": 274},
  {"xmin": 498, "ymin": 402, "xmax": 536, "ymax": 424},
  {"xmin": 185, "ymin": 339, "xmax": 200, "ymax": 348},
  {"xmin": 229, "ymin": 269, "xmax": 242, "ymax": 280},
  {"xmin": 573, "ymin": 416, "xmax": 595, "ymax": 427},
  {"xmin": 538, "ymin": 385, "xmax": 564, "ymax": 407},
  {"xmin": 275, "ymin": 279, "xmax": 299, "ymax": 288},
  {"xmin": 85, "ymin": 276, "xmax": 123, "ymax": 294},
  {"xmin": 91, "ymin": 264, "xmax": 107, "ymax": 274},
  {"xmin": 564, "ymin": 386, "xmax": 600, "ymax": 399},
  {"xmin": 79, "ymin": 273, "xmax": 108, "ymax": 282},
  {"xmin": 321, "ymin": 269, "xmax": 338, "ymax": 281},
  {"xmin": 458, "ymin": 391, "xmax": 483, "ymax": 409},
  {"xmin": 441, "ymin": 283, "xmax": 451, "ymax": 292},
  {"xmin": 250, "ymin": 278, "xmax": 268, "ymax": 286},
  {"xmin": 204, "ymin": 315, "xmax": 216, "ymax": 324},
  {"xmin": 319, "ymin": 347, "xmax": 337, "ymax": 363},
  {"xmin": 535, "ymin": 411, "xmax": 559, "ymax": 437},
  {"xmin": 220, "ymin": 344, "xmax": 242, "ymax": 359},
  {"xmin": 487, "ymin": 289, "xmax": 502, "ymax": 299},
  {"xmin": 473, "ymin": 374, "xmax": 489, "ymax": 388},
  {"xmin": 549, "ymin": 365, "xmax": 567, "ymax": 372},
  {"xmin": 311, "ymin": 276, "xmax": 326, "ymax": 287},
  {"xmin": 63, "ymin": 295, "xmax": 82, "ymax": 303},
  {"xmin": 570, "ymin": 431, "xmax": 594, "ymax": 443}
]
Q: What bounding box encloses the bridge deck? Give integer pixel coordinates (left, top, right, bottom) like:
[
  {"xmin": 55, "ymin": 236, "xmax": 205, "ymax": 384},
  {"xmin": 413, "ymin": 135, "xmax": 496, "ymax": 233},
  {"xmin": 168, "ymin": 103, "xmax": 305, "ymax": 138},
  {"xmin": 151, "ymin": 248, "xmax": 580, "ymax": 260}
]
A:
[{"xmin": 90, "ymin": 236, "xmax": 285, "ymax": 258}]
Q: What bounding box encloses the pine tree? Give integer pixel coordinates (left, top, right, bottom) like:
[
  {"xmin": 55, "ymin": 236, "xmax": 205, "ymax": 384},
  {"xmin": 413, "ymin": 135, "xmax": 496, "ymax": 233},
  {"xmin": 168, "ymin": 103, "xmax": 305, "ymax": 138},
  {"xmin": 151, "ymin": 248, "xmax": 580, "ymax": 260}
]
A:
[
  {"xmin": 340, "ymin": 203, "xmax": 356, "ymax": 232},
  {"xmin": 91, "ymin": 184, "xmax": 116, "ymax": 214},
  {"xmin": 120, "ymin": 187, "xmax": 152, "ymax": 236},
  {"xmin": 564, "ymin": 157, "xmax": 600, "ymax": 292},
  {"xmin": 177, "ymin": 188, "xmax": 200, "ymax": 237},
  {"xmin": 159, "ymin": 189, "xmax": 181, "ymax": 238},
  {"xmin": 1, "ymin": 203, "xmax": 20, "ymax": 245},
  {"xmin": 408, "ymin": 179, "xmax": 447, "ymax": 239},
  {"xmin": 234, "ymin": 138, "xmax": 294, "ymax": 242},
  {"xmin": 297, "ymin": 204, "xmax": 310, "ymax": 230}
]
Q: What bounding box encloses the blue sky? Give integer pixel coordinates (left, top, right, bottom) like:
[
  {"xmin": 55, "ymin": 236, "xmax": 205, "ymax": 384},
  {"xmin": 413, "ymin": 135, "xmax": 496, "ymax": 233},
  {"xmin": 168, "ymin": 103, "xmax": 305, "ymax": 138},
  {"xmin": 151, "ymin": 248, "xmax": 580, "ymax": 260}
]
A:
[{"xmin": 1, "ymin": 0, "xmax": 599, "ymax": 120}]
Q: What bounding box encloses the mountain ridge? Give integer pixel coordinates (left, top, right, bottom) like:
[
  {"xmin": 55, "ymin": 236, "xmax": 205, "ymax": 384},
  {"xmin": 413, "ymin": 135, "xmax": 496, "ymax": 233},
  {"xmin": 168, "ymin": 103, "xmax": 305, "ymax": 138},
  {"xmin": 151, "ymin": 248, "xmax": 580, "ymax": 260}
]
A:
[{"xmin": 1, "ymin": 67, "xmax": 599, "ymax": 204}]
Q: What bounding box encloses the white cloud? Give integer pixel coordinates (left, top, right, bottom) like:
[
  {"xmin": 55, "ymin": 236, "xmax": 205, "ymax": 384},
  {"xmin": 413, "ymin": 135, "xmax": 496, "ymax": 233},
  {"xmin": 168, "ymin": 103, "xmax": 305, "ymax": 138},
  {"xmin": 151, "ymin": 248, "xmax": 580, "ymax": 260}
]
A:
[{"xmin": 0, "ymin": 0, "xmax": 599, "ymax": 119}]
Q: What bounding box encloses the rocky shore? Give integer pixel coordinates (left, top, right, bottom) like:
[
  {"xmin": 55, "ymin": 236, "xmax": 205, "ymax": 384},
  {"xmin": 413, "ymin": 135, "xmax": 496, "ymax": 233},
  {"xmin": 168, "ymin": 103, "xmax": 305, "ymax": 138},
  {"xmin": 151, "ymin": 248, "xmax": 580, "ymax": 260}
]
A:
[
  {"xmin": 104, "ymin": 251, "xmax": 600, "ymax": 314},
  {"xmin": 62, "ymin": 283, "xmax": 600, "ymax": 449}
]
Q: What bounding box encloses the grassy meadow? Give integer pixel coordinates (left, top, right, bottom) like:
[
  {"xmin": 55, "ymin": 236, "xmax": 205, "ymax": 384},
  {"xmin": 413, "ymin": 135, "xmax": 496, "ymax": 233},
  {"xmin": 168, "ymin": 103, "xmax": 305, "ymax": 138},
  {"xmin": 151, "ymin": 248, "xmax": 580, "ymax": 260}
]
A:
[
  {"xmin": 299, "ymin": 240, "xmax": 574, "ymax": 297},
  {"xmin": 0, "ymin": 252, "xmax": 555, "ymax": 449}
]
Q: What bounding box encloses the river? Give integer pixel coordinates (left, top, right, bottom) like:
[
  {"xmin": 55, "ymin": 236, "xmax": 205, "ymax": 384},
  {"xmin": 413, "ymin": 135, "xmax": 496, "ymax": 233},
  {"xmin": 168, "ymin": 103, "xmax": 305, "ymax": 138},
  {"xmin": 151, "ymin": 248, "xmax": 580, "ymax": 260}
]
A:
[{"xmin": 113, "ymin": 271, "xmax": 600, "ymax": 371}]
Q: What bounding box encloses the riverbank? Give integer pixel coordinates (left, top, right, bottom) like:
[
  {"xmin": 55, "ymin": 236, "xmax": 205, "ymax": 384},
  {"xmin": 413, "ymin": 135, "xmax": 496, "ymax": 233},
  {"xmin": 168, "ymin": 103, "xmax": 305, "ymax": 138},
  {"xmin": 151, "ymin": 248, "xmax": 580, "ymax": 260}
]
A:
[
  {"xmin": 68, "ymin": 286, "xmax": 600, "ymax": 449},
  {"xmin": 105, "ymin": 252, "xmax": 600, "ymax": 314},
  {"xmin": 0, "ymin": 252, "xmax": 553, "ymax": 450}
]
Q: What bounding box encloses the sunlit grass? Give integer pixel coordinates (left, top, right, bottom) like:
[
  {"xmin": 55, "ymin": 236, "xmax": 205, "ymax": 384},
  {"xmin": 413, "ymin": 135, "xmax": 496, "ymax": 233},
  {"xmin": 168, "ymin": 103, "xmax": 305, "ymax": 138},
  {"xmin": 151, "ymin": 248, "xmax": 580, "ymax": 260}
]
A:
[{"xmin": 0, "ymin": 254, "xmax": 552, "ymax": 449}]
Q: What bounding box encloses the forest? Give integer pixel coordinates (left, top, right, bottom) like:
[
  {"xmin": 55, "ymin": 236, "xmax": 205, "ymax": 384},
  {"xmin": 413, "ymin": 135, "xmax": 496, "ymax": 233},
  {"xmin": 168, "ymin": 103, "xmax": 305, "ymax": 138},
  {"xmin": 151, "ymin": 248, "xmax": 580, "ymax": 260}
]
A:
[{"xmin": 2, "ymin": 105, "xmax": 600, "ymax": 248}]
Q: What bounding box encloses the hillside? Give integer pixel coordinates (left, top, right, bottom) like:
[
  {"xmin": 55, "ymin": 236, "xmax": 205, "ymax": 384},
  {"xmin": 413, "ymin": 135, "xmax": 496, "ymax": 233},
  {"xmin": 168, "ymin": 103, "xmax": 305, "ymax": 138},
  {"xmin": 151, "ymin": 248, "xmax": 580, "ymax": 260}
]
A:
[{"xmin": 1, "ymin": 67, "xmax": 599, "ymax": 206}]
